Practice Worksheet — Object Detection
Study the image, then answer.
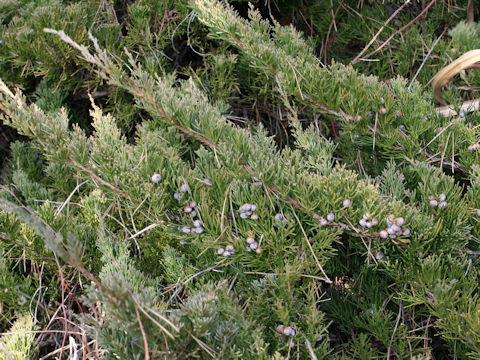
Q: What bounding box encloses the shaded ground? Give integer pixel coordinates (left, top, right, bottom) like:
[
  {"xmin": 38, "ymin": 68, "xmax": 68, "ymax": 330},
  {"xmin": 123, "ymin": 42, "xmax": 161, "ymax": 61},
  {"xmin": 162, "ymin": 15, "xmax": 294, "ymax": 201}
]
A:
[{"xmin": 0, "ymin": 123, "xmax": 18, "ymax": 179}]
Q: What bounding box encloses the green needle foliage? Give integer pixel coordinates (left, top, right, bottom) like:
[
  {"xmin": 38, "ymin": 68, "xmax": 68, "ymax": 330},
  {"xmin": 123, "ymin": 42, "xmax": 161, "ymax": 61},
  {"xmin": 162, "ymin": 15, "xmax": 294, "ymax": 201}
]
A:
[
  {"xmin": 0, "ymin": 0, "xmax": 479, "ymax": 359},
  {"xmin": 0, "ymin": 314, "xmax": 37, "ymax": 360},
  {"xmin": 192, "ymin": 0, "xmax": 479, "ymax": 176}
]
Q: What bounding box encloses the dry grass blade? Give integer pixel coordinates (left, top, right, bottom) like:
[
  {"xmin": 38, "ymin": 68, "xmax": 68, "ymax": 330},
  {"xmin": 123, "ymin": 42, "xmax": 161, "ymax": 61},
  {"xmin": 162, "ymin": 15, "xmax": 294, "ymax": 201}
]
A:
[
  {"xmin": 435, "ymin": 98, "xmax": 480, "ymax": 117},
  {"xmin": 54, "ymin": 180, "xmax": 89, "ymax": 218},
  {"xmin": 304, "ymin": 336, "xmax": 318, "ymax": 360},
  {"xmin": 191, "ymin": 335, "xmax": 216, "ymax": 358},
  {"xmin": 291, "ymin": 209, "xmax": 332, "ymax": 284},
  {"xmin": 134, "ymin": 299, "xmax": 175, "ymax": 340},
  {"xmin": 432, "ymin": 49, "xmax": 480, "ymax": 105}
]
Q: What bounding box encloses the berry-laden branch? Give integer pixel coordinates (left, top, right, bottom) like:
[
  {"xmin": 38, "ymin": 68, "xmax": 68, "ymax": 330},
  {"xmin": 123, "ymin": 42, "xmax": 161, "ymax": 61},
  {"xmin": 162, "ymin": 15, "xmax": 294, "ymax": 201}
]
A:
[{"xmin": 242, "ymin": 164, "xmax": 379, "ymax": 241}]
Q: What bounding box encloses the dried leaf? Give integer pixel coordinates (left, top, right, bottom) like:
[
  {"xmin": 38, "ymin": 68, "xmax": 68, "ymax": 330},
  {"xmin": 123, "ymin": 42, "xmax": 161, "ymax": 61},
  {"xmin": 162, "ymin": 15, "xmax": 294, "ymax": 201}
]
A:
[{"xmin": 432, "ymin": 49, "xmax": 480, "ymax": 105}]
